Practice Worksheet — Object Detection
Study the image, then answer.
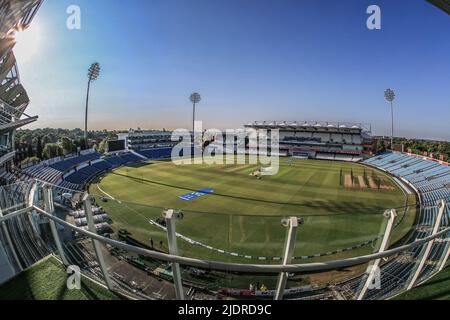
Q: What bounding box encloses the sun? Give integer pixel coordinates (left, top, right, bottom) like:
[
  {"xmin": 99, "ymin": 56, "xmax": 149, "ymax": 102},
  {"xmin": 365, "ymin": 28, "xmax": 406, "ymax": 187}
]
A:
[{"xmin": 13, "ymin": 23, "xmax": 42, "ymax": 63}]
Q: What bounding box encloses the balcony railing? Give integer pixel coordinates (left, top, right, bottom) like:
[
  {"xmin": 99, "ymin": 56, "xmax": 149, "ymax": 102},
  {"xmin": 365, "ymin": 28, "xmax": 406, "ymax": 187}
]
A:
[
  {"xmin": 0, "ymin": 150, "xmax": 15, "ymax": 166},
  {"xmin": 0, "ymin": 181, "xmax": 448, "ymax": 300}
]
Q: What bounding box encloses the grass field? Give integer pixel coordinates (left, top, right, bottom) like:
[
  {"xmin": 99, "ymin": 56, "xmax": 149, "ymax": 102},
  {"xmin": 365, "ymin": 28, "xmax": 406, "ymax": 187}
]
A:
[
  {"xmin": 90, "ymin": 158, "xmax": 417, "ymax": 264},
  {"xmin": 394, "ymin": 267, "xmax": 450, "ymax": 300},
  {"xmin": 0, "ymin": 256, "xmax": 124, "ymax": 300}
]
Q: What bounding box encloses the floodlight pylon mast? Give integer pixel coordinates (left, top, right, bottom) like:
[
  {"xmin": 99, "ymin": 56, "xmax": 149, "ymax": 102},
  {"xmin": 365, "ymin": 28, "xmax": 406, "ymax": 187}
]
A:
[
  {"xmin": 390, "ymin": 100, "xmax": 394, "ymax": 149},
  {"xmin": 384, "ymin": 89, "xmax": 396, "ymax": 150},
  {"xmin": 189, "ymin": 93, "xmax": 201, "ymax": 161},
  {"xmin": 85, "ymin": 62, "xmax": 101, "ymax": 150},
  {"xmin": 189, "ymin": 92, "xmax": 201, "ymax": 138}
]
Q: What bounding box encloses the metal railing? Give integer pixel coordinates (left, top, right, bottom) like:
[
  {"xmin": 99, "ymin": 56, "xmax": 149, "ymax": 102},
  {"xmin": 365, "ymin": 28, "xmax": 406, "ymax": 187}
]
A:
[{"xmin": 0, "ymin": 182, "xmax": 448, "ymax": 300}]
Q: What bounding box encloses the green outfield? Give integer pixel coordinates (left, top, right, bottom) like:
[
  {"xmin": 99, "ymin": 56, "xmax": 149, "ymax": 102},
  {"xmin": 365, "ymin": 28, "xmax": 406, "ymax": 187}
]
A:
[
  {"xmin": 394, "ymin": 267, "xmax": 450, "ymax": 300},
  {"xmin": 89, "ymin": 158, "xmax": 417, "ymax": 263}
]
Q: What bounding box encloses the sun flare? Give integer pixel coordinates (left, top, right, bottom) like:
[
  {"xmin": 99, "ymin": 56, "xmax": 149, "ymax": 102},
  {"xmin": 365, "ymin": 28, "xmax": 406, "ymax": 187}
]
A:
[{"xmin": 13, "ymin": 23, "xmax": 41, "ymax": 63}]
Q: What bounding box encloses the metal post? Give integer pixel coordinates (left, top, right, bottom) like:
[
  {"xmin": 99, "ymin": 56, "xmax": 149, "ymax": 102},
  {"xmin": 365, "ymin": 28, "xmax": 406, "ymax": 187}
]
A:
[
  {"xmin": 192, "ymin": 102, "xmax": 196, "ymax": 141},
  {"xmin": 84, "ymin": 79, "xmax": 91, "ymax": 150},
  {"xmin": 438, "ymin": 200, "xmax": 449, "ymax": 272},
  {"xmin": 0, "ymin": 207, "xmax": 22, "ymax": 272},
  {"xmin": 83, "ymin": 193, "xmax": 113, "ymax": 290},
  {"xmin": 357, "ymin": 209, "xmax": 397, "ymax": 300},
  {"xmin": 164, "ymin": 209, "xmax": 185, "ymax": 300},
  {"xmin": 438, "ymin": 237, "xmax": 450, "ymax": 272},
  {"xmin": 391, "ymin": 101, "xmax": 394, "ymax": 149},
  {"xmin": 274, "ymin": 217, "xmax": 300, "ymax": 300},
  {"xmin": 43, "ymin": 185, "xmax": 69, "ymax": 266},
  {"xmin": 407, "ymin": 200, "xmax": 446, "ymax": 290}
]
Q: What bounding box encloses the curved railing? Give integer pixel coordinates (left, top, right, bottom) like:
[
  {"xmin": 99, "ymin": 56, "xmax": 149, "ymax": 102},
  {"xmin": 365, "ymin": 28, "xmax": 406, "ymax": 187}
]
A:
[{"xmin": 0, "ymin": 180, "xmax": 448, "ymax": 300}]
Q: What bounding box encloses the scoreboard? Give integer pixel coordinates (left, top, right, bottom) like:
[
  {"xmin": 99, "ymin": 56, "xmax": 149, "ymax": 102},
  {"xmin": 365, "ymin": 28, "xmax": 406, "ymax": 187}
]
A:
[{"xmin": 106, "ymin": 140, "xmax": 126, "ymax": 153}]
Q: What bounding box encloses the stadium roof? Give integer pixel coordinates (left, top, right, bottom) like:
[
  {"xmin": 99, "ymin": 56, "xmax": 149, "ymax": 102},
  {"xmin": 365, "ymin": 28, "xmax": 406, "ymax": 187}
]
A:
[
  {"xmin": 0, "ymin": 0, "xmax": 43, "ymax": 38},
  {"xmin": 0, "ymin": 0, "xmax": 42, "ymax": 129},
  {"xmin": 245, "ymin": 121, "xmax": 372, "ymax": 132},
  {"xmin": 428, "ymin": 0, "xmax": 450, "ymax": 14}
]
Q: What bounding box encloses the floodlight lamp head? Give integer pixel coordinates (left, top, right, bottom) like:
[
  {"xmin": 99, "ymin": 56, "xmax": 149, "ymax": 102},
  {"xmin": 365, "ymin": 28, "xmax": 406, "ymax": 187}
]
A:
[
  {"xmin": 384, "ymin": 88, "xmax": 395, "ymax": 103},
  {"xmin": 190, "ymin": 92, "xmax": 201, "ymax": 104},
  {"xmin": 88, "ymin": 62, "xmax": 101, "ymax": 81}
]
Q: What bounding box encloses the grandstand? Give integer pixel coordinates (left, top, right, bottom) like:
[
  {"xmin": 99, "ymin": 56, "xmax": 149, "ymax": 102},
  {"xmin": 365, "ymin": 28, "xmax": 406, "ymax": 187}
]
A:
[
  {"xmin": 0, "ymin": 0, "xmax": 41, "ymax": 185},
  {"xmin": 117, "ymin": 130, "xmax": 177, "ymax": 151},
  {"xmin": 333, "ymin": 152, "xmax": 450, "ymax": 300},
  {"xmin": 244, "ymin": 121, "xmax": 373, "ymax": 160},
  {"xmin": 136, "ymin": 147, "xmax": 173, "ymax": 160},
  {"xmin": 0, "ymin": 0, "xmax": 47, "ymax": 285},
  {"xmin": 19, "ymin": 146, "xmax": 176, "ymax": 191},
  {"xmin": 365, "ymin": 152, "xmax": 450, "ymax": 204}
]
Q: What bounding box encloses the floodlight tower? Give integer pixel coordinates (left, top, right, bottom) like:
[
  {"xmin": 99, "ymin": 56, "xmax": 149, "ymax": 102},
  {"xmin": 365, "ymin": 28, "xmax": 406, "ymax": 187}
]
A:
[
  {"xmin": 384, "ymin": 88, "xmax": 396, "ymax": 150},
  {"xmin": 190, "ymin": 92, "xmax": 201, "ymax": 137},
  {"xmin": 84, "ymin": 62, "xmax": 101, "ymax": 149}
]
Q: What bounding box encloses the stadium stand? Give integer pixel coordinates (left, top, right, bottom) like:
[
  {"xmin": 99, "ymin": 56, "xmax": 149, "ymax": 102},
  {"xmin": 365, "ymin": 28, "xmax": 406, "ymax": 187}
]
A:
[
  {"xmin": 23, "ymin": 165, "xmax": 62, "ymax": 184},
  {"xmin": 343, "ymin": 202, "xmax": 449, "ymax": 300},
  {"xmin": 64, "ymin": 160, "xmax": 112, "ymax": 186},
  {"xmin": 118, "ymin": 153, "xmax": 143, "ymax": 164},
  {"xmin": 19, "ymin": 150, "xmax": 149, "ymax": 191},
  {"xmin": 136, "ymin": 147, "xmax": 172, "ymax": 160},
  {"xmin": 245, "ymin": 121, "xmax": 373, "ymax": 159},
  {"xmin": 49, "ymin": 152, "xmax": 101, "ymax": 172},
  {"xmin": 104, "ymin": 155, "xmax": 126, "ymax": 168},
  {"xmin": 364, "ymin": 152, "xmax": 450, "ymax": 204},
  {"xmin": 117, "ymin": 130, "xmax": 177, "ymax": 151},
  {"xmin": 334, "ymin": 152, "xmax": 450, "ymax": 299}
]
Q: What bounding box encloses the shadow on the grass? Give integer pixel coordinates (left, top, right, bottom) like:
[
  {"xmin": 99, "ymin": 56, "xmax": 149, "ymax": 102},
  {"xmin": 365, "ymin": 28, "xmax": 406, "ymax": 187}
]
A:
[{"xmin": 111, "ymin": 171, "xmax": 395, "ymax": 216}]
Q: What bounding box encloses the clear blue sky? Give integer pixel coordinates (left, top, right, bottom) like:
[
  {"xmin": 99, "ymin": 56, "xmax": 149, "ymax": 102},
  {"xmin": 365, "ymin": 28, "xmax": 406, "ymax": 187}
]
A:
[{"xmin": 14, "ymin": 0, "xmax": 450, "ymax": 141}]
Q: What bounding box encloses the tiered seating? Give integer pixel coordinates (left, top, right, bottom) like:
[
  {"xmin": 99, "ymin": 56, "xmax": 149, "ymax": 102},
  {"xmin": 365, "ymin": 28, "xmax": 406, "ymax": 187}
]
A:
[
  {"xmin": 21, "ymin": 152, "xmax": 144, "ymax": 192},
  {"xmin": 137, "ymin": 147, "xmax": 172, "ymax": 160},
  {"xmin": 314, "ymin": 152, "xmax": 362, "ymax": 162},
  {"xmin": 119, "ymin": 153, "xmax": 142, "ymax": 164},
  {"xmin": 0, "ymin": 170, "xmax": 15, "ymax": 184},
  {"xmin": 316, "ymin": 152, "xmax": 336, "ymax": 161},
  {"xmin": 343, "ymin": 200, "xmax": 449, "ymax": 300},
  {"xmin": 104, "ymin": 155, "xmax": 126, "ymax": 168},
  {"xmin": 364, "ymin": 152, "xmax": 450, "ymax": 204},
  {"xmin": 58, "ymin": 180, "xmax": 82, "ymax": 191},
  {"xmin": 335, "ymin": 154, "xmax": 362, "ymax": 162},
  {"xmin": 50, "ymin": 152, "xmax": 101, "ymax": 172},
  {"xmin": 23, "ymin": 165, "xmax": 62, "ymax": 184},
  {"xmin": 64, "ymin": 160, "xmax": 112, "ymax": 186}
]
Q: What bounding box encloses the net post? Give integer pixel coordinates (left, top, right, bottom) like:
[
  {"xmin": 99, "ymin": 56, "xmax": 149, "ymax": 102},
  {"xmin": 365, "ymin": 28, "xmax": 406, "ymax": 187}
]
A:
[
  {"xmin": 42, "ymin": 184, "xmax": 70, "ymax": 266},
  {"xmin": 357, "ymin": 209, "xmax": 397, "ymax": 300},
  {"xmin": 83, "ymin": 193, "xmax": 114, "ymax": 290},
  {"xmin": 164, "ymin": 209, "xmax": 185, "ymax": 300},
  {"xmin": 274, "ymin": 217, "xmax": 301, "ymax": 300},
  {"xmin": 407, "ymin": 200, "xmax": 446, "ymax": 290}
]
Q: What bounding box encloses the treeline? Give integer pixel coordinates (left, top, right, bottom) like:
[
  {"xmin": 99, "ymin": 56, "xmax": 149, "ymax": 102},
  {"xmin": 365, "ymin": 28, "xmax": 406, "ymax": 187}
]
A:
[
  {"xmin": 375, "ymin": 137, "xmax": 450, "ymax": 162},
  {"xmin": 14, "ymin": 128, "xmax": 118, "ymax": 165},
  {"xmin": 398, "ymin": 138, "xmax": 450, "ymax": 161}
]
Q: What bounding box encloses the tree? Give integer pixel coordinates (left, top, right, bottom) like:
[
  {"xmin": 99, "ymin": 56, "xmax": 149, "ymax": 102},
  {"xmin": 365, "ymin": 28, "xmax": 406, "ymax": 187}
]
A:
[
  {"xmin": 42, "ymin": 143, "xmax": 63, "ymax": 160},
  {"xmin": 36, "ymin": 136, "xmax": 43, "ymax": 159},
  {"xmin": 21, "ymin": 156, "xmax": 40, "ymax": 167},
  {"xmin": 74, "ymin": 138, "xmax": 86, "ymax": 152},
  {"xmin": 376, "ymin": 140, "xmax": 386, "ymax": 154},
  {"xmin": 60, "ymin": 136, "xmax": 75, "ymax": 155},
  {"xmin": 95, "ymin": 139, "xmax": 108, "ymax": 154},
  {"xmin": 42, "ymin": 135, "xmax": 52, "ymax": 147},
  {"xmin": 20, "ymin": 133, "xmax": 32, "ymax": 145},
  {"xmin": 27, "ymin": 144, "xmax": 34, "ymax": 158},
  {"xmin": 107, "ymin": 132, "xmax": 118, "ymax": 140}
]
